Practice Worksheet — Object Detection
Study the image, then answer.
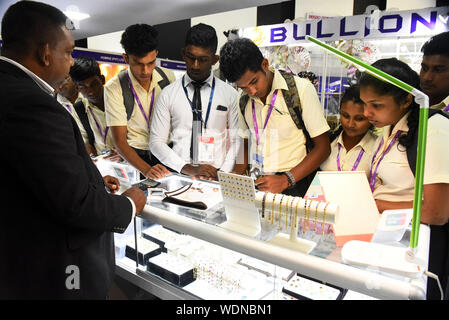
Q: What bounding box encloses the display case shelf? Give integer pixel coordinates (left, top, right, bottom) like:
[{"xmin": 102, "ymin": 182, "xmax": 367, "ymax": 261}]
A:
[{"xmin": 126, "ymin": 173, "xmax": 430, "ymax": 300}]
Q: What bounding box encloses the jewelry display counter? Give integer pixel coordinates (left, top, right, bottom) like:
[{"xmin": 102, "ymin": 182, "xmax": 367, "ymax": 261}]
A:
[
  {"xmin": 111, "ymin": 172, "xmax": 429, "ymax": 300},
  {"xmin": 95, "ymin": 158, "xmax": 430, "ymax": 300}
]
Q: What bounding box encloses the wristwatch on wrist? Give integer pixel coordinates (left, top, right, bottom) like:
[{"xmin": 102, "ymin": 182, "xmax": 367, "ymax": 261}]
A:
[{"xmin": 283, "ymin": 171, "xmax": 296, "ymax": 188}]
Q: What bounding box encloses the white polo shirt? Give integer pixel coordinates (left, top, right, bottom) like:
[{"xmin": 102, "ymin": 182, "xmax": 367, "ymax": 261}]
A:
[
  {"xmin": 431, "ymin": 95, "xmax": 449, "ymax": 111},
  {"xmin": 150, "ymin": 72, "xmax": 241, "ymax": 173},
  {"xmin": 320, "ymin": 130, "xmax": 377, "ymax": 178},
  {"xmin": 56, "ymin": 94, "xmax": 89, "ymax": 144},
  {"xmin": 371, "ymin": 112, "xmax": 449, "ymax": 202},
  {"xmin": 82, "ymin": 98, "xmax": 115, "ymax": 154},
  {"xmin": 239, "ymin": 68, "xmax": 330, "ymax": 173},
  {"xmin": 104, "ymin": 67, "xmax": 175, "ymax": 150}
]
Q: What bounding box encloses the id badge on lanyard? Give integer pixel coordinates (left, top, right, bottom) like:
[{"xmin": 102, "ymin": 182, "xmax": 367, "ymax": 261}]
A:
[
  {"xmin": 250, "ymin": 90, "xmax": 278, "ymax": 177},
  {"xmin": 198, "ymin": 134, "xmax": 215, "ymax": 164},
  {"xmin": 251, "ymin": 142, "xmax": 264, "ymax": 179}
]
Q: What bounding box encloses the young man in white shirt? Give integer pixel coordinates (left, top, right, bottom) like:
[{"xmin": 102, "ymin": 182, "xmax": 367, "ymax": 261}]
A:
[
  {"xmin": 70, "ymin": 57, "xmax": 121, "ymax": 161},
  {"xmin": 104, "ymin": 24, "xmax": 175, "ymax": 179},
  {"xmin": 219, "ymin": 38, "xmax": 330, "ymax": 197},
  {"xmin": 150, "ymin": 23, "xmax": 240, "ymax": 180},
  {"xmin": 56, "ymin": 74, "xmax": 96, "ymax": 155}
]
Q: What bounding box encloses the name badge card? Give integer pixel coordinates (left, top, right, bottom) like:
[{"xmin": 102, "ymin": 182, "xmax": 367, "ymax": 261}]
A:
[{"xmin": 198, "ymin": 136, "xmax": 215, "ymax": 164}]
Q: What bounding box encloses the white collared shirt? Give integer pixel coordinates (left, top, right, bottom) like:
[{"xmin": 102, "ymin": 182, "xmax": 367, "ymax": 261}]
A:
[
  {"xmin": 239, "ymin": 68, "xmax": 330, "ymax": 173},
  {"xmin": 56, "ymin": 93, "xmax": 89, "ymax": 144},
  {"xmin": 150, "ymin": 72, "xmax": 241, "ymax": 173},
  {"xmin": 320, "ymin": 130, "xmax": 377, "ymax": 178},
  {"xmin": 83, "ymin": 98, "xmax": 115, "ymax": 154},
  {"xmin": 104, "ymin": 67, "xmax": 176, "ymax": 150},
  {"xmin": 371, "ymin": 112, "xmax": 449, "ymax": 202},
  {"xmin": 0, "ymin": 56, "xmax": 54, "ymax": 95}
]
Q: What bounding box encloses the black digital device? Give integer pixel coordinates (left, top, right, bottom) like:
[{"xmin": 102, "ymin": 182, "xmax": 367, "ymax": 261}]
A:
[
  {"xmin": 140, "ymin": 178, "xmax": 161, "ymax": 188},
  {"xmin": 132, "ymin": 179, "xmax": 161, "ymax": 196}
]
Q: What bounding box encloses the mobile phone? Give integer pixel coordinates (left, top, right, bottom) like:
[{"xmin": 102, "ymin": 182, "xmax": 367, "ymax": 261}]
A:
[{"xmin": 140, "ymin": 178, "xmax": 161, "ymax": 188}]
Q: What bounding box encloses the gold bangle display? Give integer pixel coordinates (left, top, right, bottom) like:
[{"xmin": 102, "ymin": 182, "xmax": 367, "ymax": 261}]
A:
[
  {"xmin": 287, "ymin": 196, "xmax": 294, "ymax": 229},
  {"xmin": 271, "ymin": 193, "xmax": 277, "ymax": 223},
  {"xmin": 284, "ymin": 196, "xmax": 290, "ymax": 230},
  {"xmin": 294, "ymin": 198, "xmax": 299, "ymax": 229},
  {"xmin": 322, "ymin": 202, "xmax": 330, "ymax": 235},
  {"xmin": 262, "ymin": 192, "xmax": 267, "ymax": 219},
  {"xmin": 305, "ymin": 200, "xmax": 312, "ymax": 233},
  {"xmin": 314, "ymin": 201, "xmax": 319, "ymax": 232},
  {"xmin": 278, "ymin": 195, "xmax": 285, "ymax": 230}
]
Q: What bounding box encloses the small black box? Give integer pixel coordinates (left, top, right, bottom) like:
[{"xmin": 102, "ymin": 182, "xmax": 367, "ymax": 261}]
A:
[
  {"xmin": 125, "ymin": 237, "xmax": 161, "ymax": 266},
  {"xmin": 147, "ymin": 253, "xmax": 195, "ymax": 287}
]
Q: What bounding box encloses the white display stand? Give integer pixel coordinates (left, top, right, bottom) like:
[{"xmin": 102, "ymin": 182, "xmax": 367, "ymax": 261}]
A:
[
  {"xmin": 217, "ymin": 172, "xmax": 261, "ymax": 237},
  {"xmin": 317, "ymin": 171, "xmax": 380, "ymax": 246},
  {"xmin": 254, "ymin": 191, "xmax": 338, "ymax": 254},
  {"xmin": 341, "ymin": 240, "xmax": 425, "ymax": 279}
]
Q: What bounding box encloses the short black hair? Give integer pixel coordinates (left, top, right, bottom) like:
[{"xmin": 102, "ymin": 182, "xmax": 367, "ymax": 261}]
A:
[
  {"xmin": 219, "ymin": 38, "xmax": 265, "ymax": 83},
  {"xmin": 1, "ymin": 1, "xmax": 71, "ymax": 56},
  {"xmin": 359, "ymin": 58, "xmax": 420, "ymax": 149},
  {"xmin": 70, "ymin": 57, "xmax": 101, "ymax": 82},
  {"xmin": 120, "ymin": 24, "xmax": 159, "ymax": 57},
  {"xmin": 421, "ymin": 31, "xmax": 449, "ymax": 58},
  {"xmin": 185, "ymin": 23, "xmax": 218, "ymax": 53},
  {"xmin": 359, "ymin": 58, "xmax": 420, "ymax": 106},
  {"xmin": 340, "ymin": 85, "xmax": 364, "ymax": 106}
]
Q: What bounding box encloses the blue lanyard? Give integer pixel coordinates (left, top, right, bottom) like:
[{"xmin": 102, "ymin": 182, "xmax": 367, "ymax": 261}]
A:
[{"xmin": 182, "ymin": 75, "xmax": 215, "ymax": 129}]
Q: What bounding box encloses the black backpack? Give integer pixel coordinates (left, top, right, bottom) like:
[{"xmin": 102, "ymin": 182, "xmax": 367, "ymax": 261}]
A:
[{"xmin": 117, "ymin": 66, "xmax": 170, "ymax": 121}]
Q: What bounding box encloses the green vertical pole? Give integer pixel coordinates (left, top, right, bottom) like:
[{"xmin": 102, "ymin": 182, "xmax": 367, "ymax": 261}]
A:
[{"xmin": 410, "ymin": 107, "xmax": 429, "ymax": 248}]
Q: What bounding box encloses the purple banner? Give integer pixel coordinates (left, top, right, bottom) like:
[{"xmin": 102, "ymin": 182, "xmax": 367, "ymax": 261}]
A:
[
  {"xmin": 160, "ymin": 60, "xmax": 186, "ymax": 71},
  {"xmin": 72, "ymin": 49, "xmax": 126, "ymax": 64}
]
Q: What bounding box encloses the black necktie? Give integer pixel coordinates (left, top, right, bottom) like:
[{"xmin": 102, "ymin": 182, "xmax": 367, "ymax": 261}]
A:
[{"xmin": 190, "ymin": 81, "xmax": 205, "ymax": 164}]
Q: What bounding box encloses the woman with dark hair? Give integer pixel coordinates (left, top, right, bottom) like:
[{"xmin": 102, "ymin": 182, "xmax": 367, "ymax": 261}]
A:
[
  {"xmin": 321, "ymin": 85, "xmax": 376, "ymax": 177},
  {"xmin": 359, "ymin": 58, "xmax": 449, "ymax": 300}
]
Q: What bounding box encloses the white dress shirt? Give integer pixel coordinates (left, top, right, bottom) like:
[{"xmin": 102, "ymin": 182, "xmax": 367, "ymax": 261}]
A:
[{"xmin": 150, "ymin": 72, "xmax": 241, "ymax": 173}]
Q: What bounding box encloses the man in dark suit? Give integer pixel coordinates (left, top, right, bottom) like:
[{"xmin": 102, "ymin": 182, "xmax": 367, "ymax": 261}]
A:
[{"xmin": 0, "ymin": 1, "xmax": 146, "ymax": 299}]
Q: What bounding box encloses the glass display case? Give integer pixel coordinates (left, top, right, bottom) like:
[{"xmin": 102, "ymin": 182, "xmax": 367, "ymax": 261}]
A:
[{"xmin": 96, "ymin": 158, "xmax": 431, "ymax": 300}]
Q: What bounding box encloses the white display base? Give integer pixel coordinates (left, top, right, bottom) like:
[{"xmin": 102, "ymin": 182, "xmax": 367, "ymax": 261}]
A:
[
  {"xmin": 341, "ymin": 240, "xmax": 425, "ymax": 279},
  {"xmin": 268, "ymin": 233, "xmax": 316, "ymax": 254},
  {"xmin": 220, "ymin": 220, "xmax": 260, "ymax": 237},
  {"xmin": 218, "ymin": 172, "xmax": 261, "ymax": 237}
]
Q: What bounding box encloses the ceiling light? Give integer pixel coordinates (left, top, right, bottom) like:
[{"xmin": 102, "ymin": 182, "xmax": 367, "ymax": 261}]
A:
[{"xmin": 64, "ymin": 5, "xmax": 90, "ymax": 21}]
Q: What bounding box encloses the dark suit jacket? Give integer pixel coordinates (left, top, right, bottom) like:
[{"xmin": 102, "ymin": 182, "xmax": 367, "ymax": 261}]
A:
[{"xmin": 0, "ymin": 60, "xmax": 133, "ymax": 299}]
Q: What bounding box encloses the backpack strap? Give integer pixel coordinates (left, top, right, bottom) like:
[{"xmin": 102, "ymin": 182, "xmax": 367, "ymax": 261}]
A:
[
  {"xmin": 118, "ymin": 69, "xmax": 135, "ymax": 121},
  {"xmin": 154, "ymin": 66, "xmax": 170, "ymax": 90},
  {"xmin": 73, "ymin": 100, "xmax": 95, "ymax": 147},
  {"xmin": 406, "ymin": 109, "xmax": 449, "ymax": 176},
  {"xmin": 238, "ymin": 94, "xmax": 250, "ymax": 126},
  {"xmin": 118, "ymin": 67, "xmax": 171, "ymax": 121},
  {"xmin": 278, "ymin": 70, "xmax": 315, "ymax": 153}
]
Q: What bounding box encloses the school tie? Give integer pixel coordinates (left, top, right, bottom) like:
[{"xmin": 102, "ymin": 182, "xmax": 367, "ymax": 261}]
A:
[{"xmin": 191, "ymin": 81, "xmax": 205, "ymax": 164}]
